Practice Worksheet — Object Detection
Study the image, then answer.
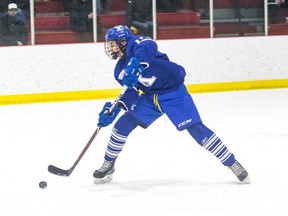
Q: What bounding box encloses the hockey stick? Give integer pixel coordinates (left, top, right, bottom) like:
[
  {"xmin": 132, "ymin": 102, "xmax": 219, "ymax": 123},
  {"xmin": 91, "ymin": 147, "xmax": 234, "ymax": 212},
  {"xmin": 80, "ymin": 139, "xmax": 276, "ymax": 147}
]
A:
[{"xmin": 48, "ymin": 86, "xmax": 128, "ymax": 177}]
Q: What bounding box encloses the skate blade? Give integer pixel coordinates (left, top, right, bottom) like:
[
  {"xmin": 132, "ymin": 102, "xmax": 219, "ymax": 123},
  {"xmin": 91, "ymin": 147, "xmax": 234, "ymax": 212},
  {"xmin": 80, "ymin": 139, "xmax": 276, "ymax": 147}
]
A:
[
  {"xmin": 241, "ymin": 176, "xmax": 251, "ymax": 184},
  {"xmin": 94, "ymin": 174, "xmax": 113, "ymax": 185}
]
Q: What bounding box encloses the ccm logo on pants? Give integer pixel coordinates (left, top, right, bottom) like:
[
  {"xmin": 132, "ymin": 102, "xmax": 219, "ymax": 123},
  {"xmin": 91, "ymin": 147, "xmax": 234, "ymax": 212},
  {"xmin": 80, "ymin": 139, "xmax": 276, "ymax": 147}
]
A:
[{"xmin": 178, "ymin": 119, "xmax": 192, "ymax": 128}]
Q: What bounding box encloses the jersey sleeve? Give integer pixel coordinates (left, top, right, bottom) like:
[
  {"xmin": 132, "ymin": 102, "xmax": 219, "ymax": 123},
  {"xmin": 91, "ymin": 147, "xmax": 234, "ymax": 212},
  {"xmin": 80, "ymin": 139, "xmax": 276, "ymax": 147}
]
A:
[
  {"xmin": 130, "ymin": 37, "xmax": 158, "ymax": 69},
  {"xmin": 114, "ymin": 59, "xmax": 140, "ymax": 111}
]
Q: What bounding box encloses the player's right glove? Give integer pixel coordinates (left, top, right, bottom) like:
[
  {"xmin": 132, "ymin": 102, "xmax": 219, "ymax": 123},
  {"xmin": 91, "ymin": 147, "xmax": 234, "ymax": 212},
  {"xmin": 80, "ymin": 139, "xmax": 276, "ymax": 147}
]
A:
[
  {"xmin": 123, "ymin": 57, "xmax": 144, "ymax": 89},
  {"xmin": 97, "ymin": 102, "xmax": 121, "ymax": 127}
]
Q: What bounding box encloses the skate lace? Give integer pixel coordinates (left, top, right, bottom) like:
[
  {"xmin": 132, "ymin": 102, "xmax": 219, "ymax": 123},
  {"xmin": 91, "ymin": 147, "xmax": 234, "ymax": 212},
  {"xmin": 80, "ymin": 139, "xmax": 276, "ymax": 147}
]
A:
[
  {"xmin": 99, "ymin": 161, "xmax": 113, "ymax": 172},
  {"xmin": 230, "ymin": 161, "xmax": 244, "ymax": 176}
]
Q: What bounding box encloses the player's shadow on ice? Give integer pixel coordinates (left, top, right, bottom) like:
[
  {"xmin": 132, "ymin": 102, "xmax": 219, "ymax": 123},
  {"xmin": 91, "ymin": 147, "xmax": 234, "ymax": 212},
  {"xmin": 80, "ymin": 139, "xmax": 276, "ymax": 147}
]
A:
[{"xmin": 88, "ymin": 179, "xmax": 240, "ymax": 193}]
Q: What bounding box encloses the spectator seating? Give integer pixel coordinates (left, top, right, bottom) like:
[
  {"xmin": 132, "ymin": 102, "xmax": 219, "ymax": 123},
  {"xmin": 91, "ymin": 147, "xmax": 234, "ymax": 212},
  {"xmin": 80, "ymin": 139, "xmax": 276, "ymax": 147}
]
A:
[
  {"xmin": 269, "ymin": 23, "xmax": 288, "ymax": 35},
  {"xmin": 32, "ymin": 0, "xmax": 210, "ymax": 44},
  {"xmin": 156, "ymin": 12, "xmax": 210, "ymax": 39},
  {"xmin": 26, "ymin": 0, "xmax": 288, "ymax": 44},
  {"xmin": 268, "ymin": 7, "xmax": 288, "ymax": 35},
  {"xmin": 197, "ymin": 0, "xmax": 265, "ymax": 37}
]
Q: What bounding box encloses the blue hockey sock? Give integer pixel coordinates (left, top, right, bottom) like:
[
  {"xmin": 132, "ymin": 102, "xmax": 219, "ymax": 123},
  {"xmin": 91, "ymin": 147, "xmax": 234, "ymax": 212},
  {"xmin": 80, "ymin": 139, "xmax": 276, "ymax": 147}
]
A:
[
  {"xmin": 187, "ymin": 123, "xmax": 235, "ymax": 167},
  {"xmin": 104, "ymin": 114, "xmax": 139, "ymax": 161}
]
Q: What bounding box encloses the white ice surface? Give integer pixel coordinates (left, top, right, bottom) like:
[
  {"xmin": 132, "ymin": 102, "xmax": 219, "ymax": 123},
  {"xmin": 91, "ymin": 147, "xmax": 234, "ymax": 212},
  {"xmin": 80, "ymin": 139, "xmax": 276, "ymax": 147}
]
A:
[{"xmin": 1, "ymin": 89, "xmax": 288, "ymax": 216}]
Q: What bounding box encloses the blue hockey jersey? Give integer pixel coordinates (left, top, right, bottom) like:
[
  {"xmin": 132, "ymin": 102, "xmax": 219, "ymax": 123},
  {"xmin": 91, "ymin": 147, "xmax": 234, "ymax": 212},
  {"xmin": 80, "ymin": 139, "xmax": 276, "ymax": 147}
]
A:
[{"xmin": 114, "ymin": 35, "xmax": 186, "ymax": 109}]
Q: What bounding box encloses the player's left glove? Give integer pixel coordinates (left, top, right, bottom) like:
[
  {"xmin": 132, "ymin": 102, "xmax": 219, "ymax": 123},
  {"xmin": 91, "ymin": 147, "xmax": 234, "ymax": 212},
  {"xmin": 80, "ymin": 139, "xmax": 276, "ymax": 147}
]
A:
[
  {"xmin": 123, "ymin": 57, "xmax": 144, "ymax": 89},
  {"xmin": 97, "ymin": 102, "xmax": 121, "ymax": 127}
]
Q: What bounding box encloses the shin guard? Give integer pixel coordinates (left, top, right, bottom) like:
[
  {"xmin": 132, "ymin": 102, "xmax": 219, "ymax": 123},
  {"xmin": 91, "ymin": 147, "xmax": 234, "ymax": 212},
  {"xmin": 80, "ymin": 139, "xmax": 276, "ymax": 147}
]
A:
[
  {"xmin": 187, "ymin": 123, "xmax": 235, "ymax": 166},
  {"xmin": 104, "ymin": 114, "xmax": 139, "ymax": 161}
]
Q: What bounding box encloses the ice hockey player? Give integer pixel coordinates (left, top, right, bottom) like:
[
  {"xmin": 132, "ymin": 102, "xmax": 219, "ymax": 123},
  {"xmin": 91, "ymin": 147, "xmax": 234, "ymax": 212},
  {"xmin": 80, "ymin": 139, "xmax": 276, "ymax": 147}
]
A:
[{"xmin": 93, "ymin": 25, "xmax": 250, "ymax": 184}]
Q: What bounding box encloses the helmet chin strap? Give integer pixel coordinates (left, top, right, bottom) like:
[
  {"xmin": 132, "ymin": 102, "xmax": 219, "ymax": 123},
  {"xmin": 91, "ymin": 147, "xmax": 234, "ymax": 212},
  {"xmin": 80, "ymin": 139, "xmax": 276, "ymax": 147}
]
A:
[
  {"xmin": 117, "ymin": 41, "xmax": 127, "ymax": 52},
  {"xmin": 111, "ymin": 52, "xmax": 118, "ymax": 60},
  {"xmin": 111, "ymin": 51, "xmax": 123, "ymax": 60}
]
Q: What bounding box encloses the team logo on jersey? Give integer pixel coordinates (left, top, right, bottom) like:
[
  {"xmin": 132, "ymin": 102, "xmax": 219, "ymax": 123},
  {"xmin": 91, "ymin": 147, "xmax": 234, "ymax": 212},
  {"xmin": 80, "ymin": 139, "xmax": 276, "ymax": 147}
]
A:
[
  {"xmin": 131, "ymin": 104, "xmax": 137, "ymax": 110},
  {"xmin": 118, "ymin": 69, "xmax": 125, "ymax": 80},
  {"xmin": 138, "ymin": 75, "xmax": 157, "ymax": 87},
  {"xmin": 118, "ymin": 69, "xmax": 157, "ymax": 87}
]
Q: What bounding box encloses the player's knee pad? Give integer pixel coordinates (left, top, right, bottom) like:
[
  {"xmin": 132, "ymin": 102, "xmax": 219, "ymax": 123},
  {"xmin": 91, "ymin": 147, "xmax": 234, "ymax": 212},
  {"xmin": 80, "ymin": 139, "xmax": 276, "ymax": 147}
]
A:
[
  {"xmin": 187, "ymin": 122, "xmax": 214, "ymax": 146},
  {"xmin": 113, "ymin": 113, "xmax": 139, "ymax": 136}
]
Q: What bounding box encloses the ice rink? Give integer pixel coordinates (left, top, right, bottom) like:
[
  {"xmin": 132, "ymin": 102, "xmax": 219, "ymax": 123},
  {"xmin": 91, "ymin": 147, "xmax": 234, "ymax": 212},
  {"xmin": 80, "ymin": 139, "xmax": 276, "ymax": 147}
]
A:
[{"xmin": 1, "ymin": 88, "xmax": 288, "ymax": 216}]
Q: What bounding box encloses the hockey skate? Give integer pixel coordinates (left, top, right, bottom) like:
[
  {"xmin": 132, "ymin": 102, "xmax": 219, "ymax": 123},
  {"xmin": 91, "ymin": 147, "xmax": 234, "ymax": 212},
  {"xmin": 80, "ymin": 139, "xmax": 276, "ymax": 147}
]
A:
[
  {"xmin": 93, "ymin": 160, "xmax": 115, "ymax": 184},
  {"xmin": 229, "ymin": 160, "xmax": 250, "ymax": 183}
]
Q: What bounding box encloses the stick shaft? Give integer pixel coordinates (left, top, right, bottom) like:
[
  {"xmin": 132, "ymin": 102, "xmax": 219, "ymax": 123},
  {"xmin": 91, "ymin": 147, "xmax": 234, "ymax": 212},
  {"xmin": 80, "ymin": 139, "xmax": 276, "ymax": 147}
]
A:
[{"xmin": 48, "ymin": 86, "xmax": 128, "ymax": 177}]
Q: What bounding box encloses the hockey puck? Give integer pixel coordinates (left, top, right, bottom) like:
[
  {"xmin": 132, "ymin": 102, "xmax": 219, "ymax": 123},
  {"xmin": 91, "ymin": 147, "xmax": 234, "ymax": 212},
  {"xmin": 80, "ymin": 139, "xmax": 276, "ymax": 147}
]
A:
[{"xmin": 39, "ymin": 181, "xmax": 47, "ymax": 189}]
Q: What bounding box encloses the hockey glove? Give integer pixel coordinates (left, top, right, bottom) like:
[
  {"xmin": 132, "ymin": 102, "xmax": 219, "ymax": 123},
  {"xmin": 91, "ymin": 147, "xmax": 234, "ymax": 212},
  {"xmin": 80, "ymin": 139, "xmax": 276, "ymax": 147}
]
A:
[
  {"xmin": 123, "ymin": 57, "xmax": 144, "ymax": 89},
  {"xmin": 97, "ymin": 102, "xmax": 121, "ymax": 127}
]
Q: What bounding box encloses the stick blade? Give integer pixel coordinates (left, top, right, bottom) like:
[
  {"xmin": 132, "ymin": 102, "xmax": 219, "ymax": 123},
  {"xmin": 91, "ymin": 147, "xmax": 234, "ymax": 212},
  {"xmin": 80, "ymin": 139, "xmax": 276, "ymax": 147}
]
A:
[{"xmin": 48, "ymin": 165, "xmax": 70, "ymax": 177}]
